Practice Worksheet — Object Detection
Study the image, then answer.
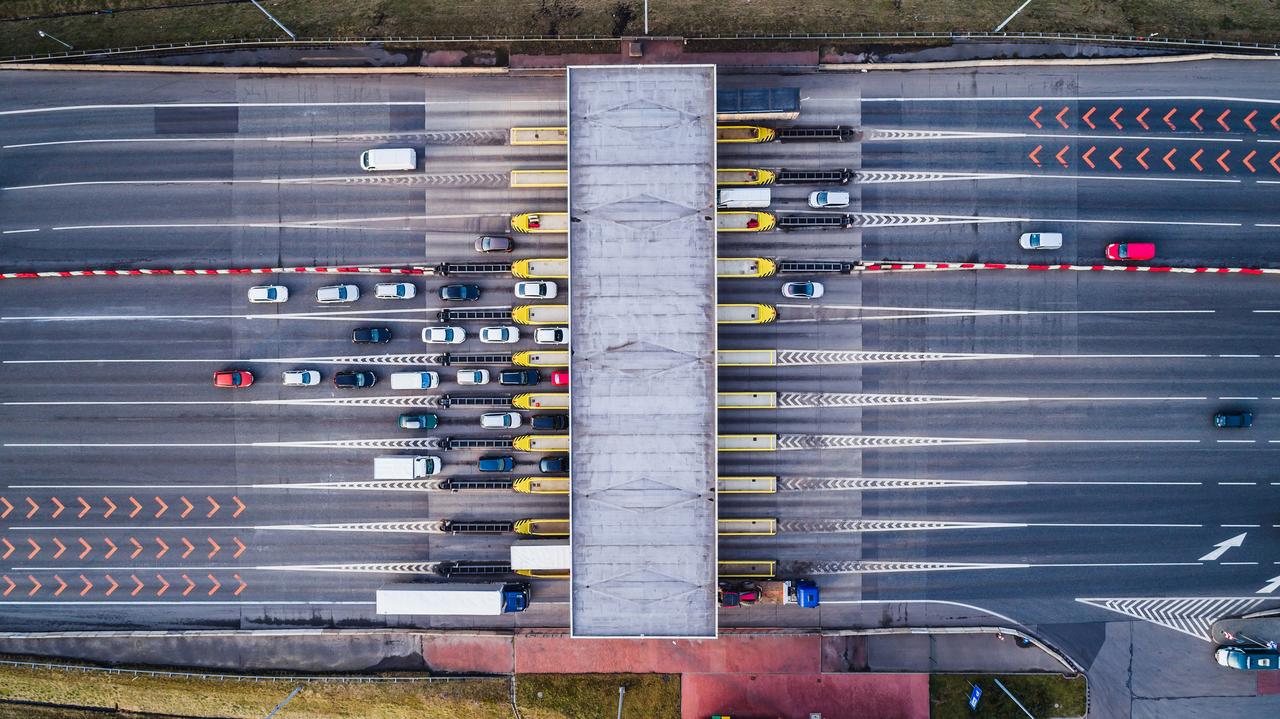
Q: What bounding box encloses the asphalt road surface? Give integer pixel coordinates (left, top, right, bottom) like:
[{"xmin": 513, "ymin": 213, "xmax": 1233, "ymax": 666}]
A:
[{"xmin": 2, "ymin": 63, "xmax": 1280, "ymax": 702}]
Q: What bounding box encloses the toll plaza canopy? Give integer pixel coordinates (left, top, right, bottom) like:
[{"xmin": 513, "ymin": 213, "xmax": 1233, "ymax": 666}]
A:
[{"xmin": 567, "ymin": 65, "xmax": 718, "ymax": 638}]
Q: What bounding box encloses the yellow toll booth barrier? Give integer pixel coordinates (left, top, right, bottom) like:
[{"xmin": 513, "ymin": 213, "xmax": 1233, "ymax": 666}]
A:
[
  {"xmin": 512, "ymin": 304, "xmax": 568, "ymax": 325},
  {"xmin": 514, "ymin": 434, "xmax": 569, "ymax": 452},
  {"xmin": 718, "ymin": 476, "xmax": 778, "ymax": 493},
  {"xmin": 718, "ymin": 392, "xmax": 777, "ymax": 409},
  {"xmin": 719, "ymin": 560, "xmax": 777, "ymax": 578},
  {"xmin": 717, "ymin": 257, "xmax": 777, "ymax": 278},
  {"xmin": 511, "ymin": 212, "xmax": 569, "ymax": 234},
  {"xmin": 512, "ymin": 392, "xmax": 568, "ymax": 410},
  {"xmin": 718, "ymin": 434, "xmax": 778, "ymax": 452},
  {"xmin": 512, "ymin": 258, "xmax": 569, "ymax": 279},
  {"xmin": 509, "ymin": 127, "xmax": 568, "ymax": 145},
  {"xmin": 513, "ymin": 477, "xmax": 569, "ymax": 494},
  {"xmin": 510, "ymin": 169, "xmax": 568, "ymax": 188},
  {"xmin": 515, "ymin": 569, "xmax": 570, "ymax": 579},
  {"xmin": 513, "ymin": 518, "xmax": 570, "ymax": 536},
  {"xmin": 513, "ymin": 350, "xmax": 568, "ymax": 368},
  {"xmin": 718, "ymin": 168, "xmax": 777, "ymax": 186},
  {"xmin": 716, "ymin": 125, "xmax": 776, "ymax": 143},
  {"xmin": 716, "ymin": 304, "xmax": 777, "ymax": 324},
  {"xmin": 716, "ymin": 211, "xmax": 776, "ymax": 232},
  {"xmin": 717, "ymin": 349, "xmax": 778, "ymax": 366},
  {"xmin": 718, "ymin": 518, "xmax": 777, "ymax": 536}
]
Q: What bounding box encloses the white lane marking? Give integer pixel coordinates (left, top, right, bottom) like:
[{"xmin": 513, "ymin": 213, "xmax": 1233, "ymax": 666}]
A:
[
  {"xmin": 6, "ymin": 177, "xmax": 388, "ymax": 191},
  {"xmin": 1076, "ymin": 596, "xmax": 1268, "ymax": 642},
  {"xmin": 1255, "ymin": 224, "xmax": 1280, "ymax": 228},
  {"xmin": 3, "ymin": 397, "xmax": 441, "ymax": 407},
  {"xmin": 862, "ymin": 95, "xmax": 1280, "ymax": 104},
  {"xmin": 1218, "ymin": 354, "xmax": 1261, "ymax": 358},
  {"xmin": 1216, "ymin": 440, "xmax": 1257, "ymax": 444},
  {"xmin": 3, "ymin": 129, "xmax": 500, "ymax": 149},
  {"xmin": 3, "ymin": 438, "xmax": 444, "ymax": 449},
  {"xmin": 1221, "ymin": 524, "xmax": 1262, "ymax": 527},
  {"xmin": 4, "ymin": 352, "xmax": 447, "ymax": 365},
  {"xmin": 0, "ymin": 101, "xmax": 429, "ymax": 117},
  {"xmin": 1220, "ymin": 562, "xmax": 1259, "ymax": 566},
  {"xmin": 1217, "ymin": 482, "xmax": 1258, "ymax": 485},
  {"xmin": 1218, "ymin": 396, "xmax": 1258, "ymax": 400},
  {"xmin": 49, "ymin": 214, "xmax": 500, "ymax": 231},
  {"xmin": 0, "ymin": 601, "xmax": 373, "ymax": 606},
  {"xmin": 777, "ymin": 305, "xmax": 1215, "ymax": 323},
  {"xmin": 1, "ymin": 306, "xmax": 505, "ymax": 323},
  {"xmin": 855, "ymin": 170, "xmax": 1238, "ymax": 184},
  {"xmin": 1, "ymin": 228, "xmax": 39, "ymax": 234}
]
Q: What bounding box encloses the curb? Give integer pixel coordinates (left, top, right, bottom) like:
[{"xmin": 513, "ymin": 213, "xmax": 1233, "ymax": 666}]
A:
[
  {"xmin": 820, "ymin": 51, "xmax": 1280, "ymax": 71},
  {"xmin": 0, "ymin": 63, "xmax": 509, "ymax": 75},
  {"xmin": 0, "ymin": 266, "xmax": 430, "ymax": 280},
  {"xmin": 861, "ymin": 261, "xmax": 1279, "ymax": 275}
]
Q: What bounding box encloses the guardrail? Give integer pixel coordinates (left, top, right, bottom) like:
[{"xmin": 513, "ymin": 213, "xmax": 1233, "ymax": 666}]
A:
[
  {"xmin": 3, "ymin": 30, "xmax": 1279, "ymax": 64},
  {"xmin": 0, "ymin": 657, "xmax": 505, "ymax": 682}
]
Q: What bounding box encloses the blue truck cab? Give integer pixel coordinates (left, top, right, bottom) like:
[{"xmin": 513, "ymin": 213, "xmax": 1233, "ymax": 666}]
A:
[
  {"xmin": 786, "ymin": 579, "xmax": 820, "ymax": 608},
  {"xmin": 502, "ymin": 582, "xmax": 531, "ymax": 613}
]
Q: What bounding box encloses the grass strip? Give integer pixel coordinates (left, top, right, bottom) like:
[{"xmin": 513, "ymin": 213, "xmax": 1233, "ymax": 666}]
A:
[
  {"xmin": 931, "ymin": 673, "xmax": 1087, "ymax": 719},
  {"xmin": 517, "ymin": 673, "xmax": 681, "ymax": 719}
]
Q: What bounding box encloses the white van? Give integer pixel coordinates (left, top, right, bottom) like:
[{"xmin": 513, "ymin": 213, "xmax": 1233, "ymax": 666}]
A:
[
  {"xmin": 360, "ymin": 148, "xmax": 417, "ymax": 172},
  {"xmin": 716, "ymin": 188, "xmax": 771, "ymax": 209},
  {"xmin": 1019, "ymin": 232, "xmax": 1063, "ymax": 250},
  {"xmin": 390, "ymin": 371, "xmax": 440, "ymax": 390}
]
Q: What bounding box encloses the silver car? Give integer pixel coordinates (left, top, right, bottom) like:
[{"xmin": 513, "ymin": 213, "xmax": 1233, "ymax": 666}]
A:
[{"xmin": 316, "ymin": 284, "xmax": 360, "ymax": 303}]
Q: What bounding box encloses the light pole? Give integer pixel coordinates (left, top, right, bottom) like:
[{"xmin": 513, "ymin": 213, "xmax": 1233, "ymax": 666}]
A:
[
  {"xmin": 36, "ymin": 30, "xmax": 73, "ymax": 50},
  {"xmin": 250, "ymin": 0, "xmax": 297, "ymax": 40},
  {"xmin": 643, "ymin": 0, "xmax": 649, "ymax": 35},
  {"xmin": 993, "ymin": 0, "xmax": 1035, "ymax": 32},
  {"xmin": 616, "ymin": 686, "xmax": 626, "ymax": 719}
]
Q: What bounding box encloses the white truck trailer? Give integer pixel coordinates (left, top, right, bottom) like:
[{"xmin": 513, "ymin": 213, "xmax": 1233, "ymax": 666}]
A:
[{"xmin": 376, "ymin": 582, "xmax": 530, "ymax": 616}]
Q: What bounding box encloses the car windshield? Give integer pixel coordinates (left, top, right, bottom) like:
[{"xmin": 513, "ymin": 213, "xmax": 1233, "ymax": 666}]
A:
[{"xmin": 816, "ymin": 192, "xmax": 827, "ymax": 203}]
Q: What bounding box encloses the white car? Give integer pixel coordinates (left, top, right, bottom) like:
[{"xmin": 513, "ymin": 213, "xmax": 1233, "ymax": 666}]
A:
[
  {"xmin": 1018, "ymin": 232, "xmax": 1063, "ymax": 250},
  {"xmin": 457, "ymin": 369, "xmax": 490, "ymax": 386},
  {"xmin": 422, "ymin": 326, "xmax": 466, "ymax": 344},
  {"xmin": 534, "ymin": 327, "xmax": 568, "ymax": 345},
  {"xmin": 282, "ymin": 369, "xmax": 320, "ymax": 386},
  {"xmin": 808, "ymin": 190, "xmax": 851, "ymax": 209},
  {"xmin": 480, "ymin": 412, "xmax": 523, "ymax": 430},
  {"xmin": 248, "ymin": 285, "xmax": 289, "ymax": 303},
  {"xmin": 316, "ymin": 284, "xmax": 359, "ymax": 303},
  {"xmin": 781, "ymin": 281, "xmax": 825, "ymax": 299},
  {"xmin": 479, "ymin": 326, "xmax": 520, "ymax": 344},
  {"xmin": 375, "ymin": 282, "xmax": 417, "ymax": 300},
  {"xmin": 515, "ymin": 281, "xmax": 558, "ymax": 299}
]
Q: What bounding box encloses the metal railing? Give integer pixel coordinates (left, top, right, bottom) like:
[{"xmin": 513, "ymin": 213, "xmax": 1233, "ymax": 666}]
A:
[{"xmin": 3, "ymin": 30, "xmax": 1280, "ymax": 64}]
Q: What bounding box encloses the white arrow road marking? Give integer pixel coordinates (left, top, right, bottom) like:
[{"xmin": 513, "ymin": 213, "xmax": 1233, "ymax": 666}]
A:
[
  {"xmin": 5, "ymin": 353, "xmax": 449, "ymax": 365},
  {"xmin": 1199, "ymin": 533, "xmax": 1248, "ymax": 561},
  {"xmin": 9, "ymin": 480, "xmax": 447, "ymax": 491},
  {"xmin": 1258, "ymin": 576, "xmax": 1280, "ymax": 594},
  {"xmin": 1076, "ymin": 597, "xmax": 1270, "ymax": 641},
  {"xmin": 773, "ymin": 392, "xmax": 1208, "ymax": 408},
  {"xmin": 1, "ymin": 307, "xmax": 509, "ymax": 323},
  {"xmin": 776, "ymin": 434, "xmax": 1199, "ymax": 450},
  {"xmin": 4, "ymin": 438, "xmax": 448, "ymax": 449}
]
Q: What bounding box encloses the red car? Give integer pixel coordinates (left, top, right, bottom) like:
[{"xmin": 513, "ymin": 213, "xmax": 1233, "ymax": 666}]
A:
[
  {"xmin": 213, "ymin": 369, "xmax": 254, "ymax": 388},
  {"xmin": 551, "ymin": 370, "xmax": 569, "ymax": 387},
  {"xmin": 1105, "ymin": 242, "xmax": 1155, "ymax": 261}
]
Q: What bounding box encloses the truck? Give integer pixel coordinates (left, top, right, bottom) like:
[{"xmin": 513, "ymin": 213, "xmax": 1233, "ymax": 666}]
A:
[
  {"xmin": 717, "ymin": 579, "xmax": 820, "ymax": 608},
  {"xmin": 717, "ymin": 188, "xmax": 771, "ymax": 209},
  {"xmin": 717, "ymin": 168, "xmax": 777, "ymax": 186},
  {"xmin": 716, "ymin": 87, "xmax": 801, "ymax": 121},
  {"xmin": 511, "ymin": 212, "xmax": 568, "ymax": 234},
  {"xmin": 374, "ymin": 455, "xmax": 441, "ymax": 479},
  {"xmin": 389, "ymin": 371, "xmax": 440, "ymax": 390},
  {"xmin": 716, "ymin": 304, "xmax": 778, "ymax": 324},
  {"xmin": 716, "ymin": 211, "xmax": 776, "ymax": 232},
  {"xmin": 716, "ymin": 125, "xmax": 776, "ymax": 143},
  {"xmin": 511, "ymin": 541, "xmax": 571, "ymax": 578},
  {"xmin": 376, "ymin": 582, "xmax": 530, "ymax": 616}
]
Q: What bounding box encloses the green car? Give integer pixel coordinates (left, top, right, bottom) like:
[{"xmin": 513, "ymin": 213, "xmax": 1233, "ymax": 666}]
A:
[{"xmin": 397, "ymin": 413, "xmax": 439, "ymax": 430}]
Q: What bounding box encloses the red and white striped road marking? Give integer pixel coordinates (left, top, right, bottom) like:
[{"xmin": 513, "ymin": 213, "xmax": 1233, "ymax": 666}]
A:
[
  {"xmin": 0, "ymin": 266, "xmax": 428, "ymax": 281},
  {"xmin": 862, "ymin": 262, "xmax": 1280, "ymax": 275}
]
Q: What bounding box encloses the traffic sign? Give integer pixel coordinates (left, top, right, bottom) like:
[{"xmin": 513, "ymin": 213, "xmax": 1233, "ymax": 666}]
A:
[{"xmin": 968, "ymin": 684, "xmax": 983, "ymax": 710}]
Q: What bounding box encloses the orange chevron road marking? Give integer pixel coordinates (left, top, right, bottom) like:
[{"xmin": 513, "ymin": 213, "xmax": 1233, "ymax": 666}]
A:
[
  {"xmin": 1081, "ymin": 146, "xmax": 1096, "ymax": 168},
  {"xmin": 25, "ymin": 498, "xmax": 38, "ymax": 519},
  {"xmin": 1271, "ymin": 151, "xmax": 1280, "ymax": 174},
  {"xmin": 1109, "ymin": 107, "xmax": 1123, "ymax": 129},
  {"xmin": 129, "ymin": 537, "xmax": 143, "ymax": 559},
  {"xmin": 1082, "ymin": 106, "xmax": 1097, "ymax": 129},
  {"xmin": 0, "ymin": 497, "xmax": 11, "ymax": 519},
  {"xmin": 181, "ymin": 537, "xmax": 194, "ymax": 559},
  {"xmin": 1, "ymin": 538, "xmax": 13, "ymax": 560},
  {"xmin": 27, "ymin": 575, "xmax": 41, "ymax": 596},
  {"xmin": 26, "ymin": 538, "xmax": 40, "ymax": 560},
  {"xmin": 156, "ymin": 574, "xmax": 170, "ymax": 596},
  {"xmin": 1244, "ymin": 110, "xmax": 1258, "ymax": 132},
  {"xmin": 50, "ymin": 498, "xmax": 64, "ymax": 519},
  {"xmin": 232, "ymin": 497, "xmax": 245, "ymax": 519},
  {"xmin": 207, "ymin": 496, "xmax": 220, "ymax": 518},
  {"xmin": 207, "ymin": 574, "xmax": 221, "ymax": 596},
  {"xmin": 232, "ymin": 537, "xmax": 246, "ymax": 559},
  {"xmin": 1164, "ymin": 148, "xmax": 1177, "ymax": 170},
  {"xmin": 51, "ymin": 538, "xmax": 65, "ymax": 559},
  {"xmin": 1217, "ymin": 109, "xmax": 1231, "ymax": 131},
  {"xmin": 1028, "ymin": 105, "xmax": 1043, "ymax": 128},
  {"xmin": 128, "ymin": 497, "xmax": 142, "ymax": 519},
  {"xmin": 154, "ymin": 497, "xmax": 168, "ymax": 519},
  {"xmin": 180, "ymin": 497, "xmax": 194, "ymax": 519},
  {"xmin": 130, "ymin": 575, "xmax": 143, "ymax": 597},
  {"xmin": 155, "ymin": 537, "xmax": 169, "ymax": 559},
  {"xmin": 1109, "ymin": 147, "xmax": 1123, "ymax": 169},
  {"xmin": 52, "ymin": 575, "xmax": 66, "ymax": 597},
  {"xmin": 1190, "ymin": 108, "xmax": 1204, "ymax": 131},
  {"xmin": 207, "ymin": 537, "xmax": 221, "ymax": 559},
  {"xmin": 1055, "ymin": 145, "xmax": 1070, "ymax": 167},
  {"xmin": 103, "ymin": 537, "xmax": 117, "ymax": 560},
  {"xmin": 79, "ymin": 575, "xmax": 92, "ymax": 597},
  {"xmin": 77, "ymin": 497, "xmax": 90, "ymax": 519},
  {"xmin": 1136, "ymin": 148, "xmax": 1150, "ymax": 170},
  {"xmin": 104, "ymin": 575, "xmax": 119, "ymax": 596},
  {"xmin": 1028, "ymin": 145, "xmax": 1042, "ymax": 166},
  {"xmin": 1190, "ymin": 148, "xmax": 1204, "ymax": 171},
  {"xmin": 1136, "ymin": 108, "xmax": 1150, "ymax": 130},
  {"xmin": 1055, "ymin": 106, "xmax": 1070, "ymax": 128},
  {"xmin": 78, "ymin": 537, "xmax": 91, "ymax": 559},
  {"xmin": 182, "ymin": 574, "xmax": 195, "ymax": 597},
  {"xmin": 1217, "ymin": 150, "xmax": 1231, "ymax": 172},
  {"xmin": 103, "ymin": 497, "xmax": 116, "ymax": 519},
  {"xmin": 1, "ymin": 576, "xmax": 14, "ymax": 597},
  {"xmin": 1164, "ymin": 108, "xmax": 1177, "ymax": 130},
  {"xmin": 234, "ymin": 574, "xmax": 247, "ymax": 596}
]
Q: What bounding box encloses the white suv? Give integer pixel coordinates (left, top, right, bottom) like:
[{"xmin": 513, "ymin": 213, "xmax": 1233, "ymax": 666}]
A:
[
  {"xmin": 422, "ymin": 326, "xmax": 466, "ymax": 344},
  {"xmin": 282, "ymin": 370, "xmax": 321, "ymax": 386},
  {"xmin": 534, "ymin": 327, "xmax": 568, "ymax": 345},
  {"xmin": 480, "ymin": 412, "xmax": 523, "ymax": 429},
  {"xmin": 248, "ymin": 285, "xmax": 289, "ymax": 303},
  {"xmin": 479, "ymin": 326, "xmax": 520, "ymax": 344},
  {"xmin": 375, "ymin": 282, "xmax": 416, "ymax": 300},
  {"xmin": 316, "ymin": 284, "xmax": 359, "ymax": 303}
]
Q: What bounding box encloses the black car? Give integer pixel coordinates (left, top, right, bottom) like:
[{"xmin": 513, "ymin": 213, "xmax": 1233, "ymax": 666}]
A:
[
  {"xmin": 438, "ymin": 284, "xmax": 481, "ymax": 301},
  {"xmin": 532, "ymin": 414, "xmax": 569, "ymax": 431},
  {"xmin": 352, "ymin": 327, "xmax": 392, "ymax": 344},
  {"xmin": 498, "ymin": 369, "xmax": 540, "ymax": 386},
  {"xmin": 539, "ymin": 456, "xmax": 568, "ymax": 474},
  {"xmin": 474, "ymin": 235, "xmax": 514, "ymax": 253},
  {"xmin": 1214, "ymin": 411, "xmax": 1254, "ymax": 428},
  {"xmin": 333, "ymin": 370, "xmax": 377, "ymax": 388}
]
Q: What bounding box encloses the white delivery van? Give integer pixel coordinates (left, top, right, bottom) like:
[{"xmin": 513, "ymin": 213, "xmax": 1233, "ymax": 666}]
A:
[
  {"xmin": 374, "ymin": 455, "xmax": 441, "ymax": 479},
  {"xmin": 716, "ymin": 188, "xmax": 772, "ymax": 209},
  {"xmin": 360, "ymin": 148, "xmax": 417, "ymax": 172},
  {"xmin": 390, "ymin": 371, "xmax": 440, "ymax": 390}
]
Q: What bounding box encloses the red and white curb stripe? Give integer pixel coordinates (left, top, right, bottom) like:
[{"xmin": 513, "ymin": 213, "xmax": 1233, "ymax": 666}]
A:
[
  {"xmin": 0, "ymin": 266, "xmax": 429, "ymax": 280},
  {"xmin": 862, "ymin": 262, "xmax": 1280, "ymax": 275}
]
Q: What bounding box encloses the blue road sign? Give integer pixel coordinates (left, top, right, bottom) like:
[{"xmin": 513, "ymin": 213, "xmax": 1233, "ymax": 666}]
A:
[{"xmin": 968, "ymin": 684, "xmax": 983, "ymax": 710}]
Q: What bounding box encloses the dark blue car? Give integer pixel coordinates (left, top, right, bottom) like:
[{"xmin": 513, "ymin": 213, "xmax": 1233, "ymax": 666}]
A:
[
  {"xmin": 438, "ymin": 284, "xmax": 481, "ymax": 301},
  {"xmin": 478, "ymin": 456, "xmax": 516, "ymax": 472}
]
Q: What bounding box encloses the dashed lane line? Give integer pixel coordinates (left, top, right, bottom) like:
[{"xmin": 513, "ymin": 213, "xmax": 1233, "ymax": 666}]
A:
[
  {"xmin": 4, "ymin": 353, "xmax": 448, "ymax": 365},
  {"xmin": 1, "ymin": 229, "xmax": 39, "ymax": 235},
  {"xmin": 4, "ymin": 438, "xmax": 446, "ymax": 449},
  {"xmin": 2, "ymin": 129, "xmax": 509, "ymax": 150},
  {"xmin": 4, "ymin": 397, "xmax": 442, "ymax": 407}
]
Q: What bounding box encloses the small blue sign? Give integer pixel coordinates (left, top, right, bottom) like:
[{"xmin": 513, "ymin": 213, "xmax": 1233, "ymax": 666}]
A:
[{"xmin": 968, "ymin": 685, "xmax": 983, "ymax": 710}]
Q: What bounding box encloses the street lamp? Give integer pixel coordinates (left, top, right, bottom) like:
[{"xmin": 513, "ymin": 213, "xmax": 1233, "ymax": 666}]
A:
[
  {"xmin": 993, "ymin": 0, "xmax": 1035, "ymax": 33},
  {"xmin": 36, "ymin": 30, "xmax": 73, "ymax": 50}
]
